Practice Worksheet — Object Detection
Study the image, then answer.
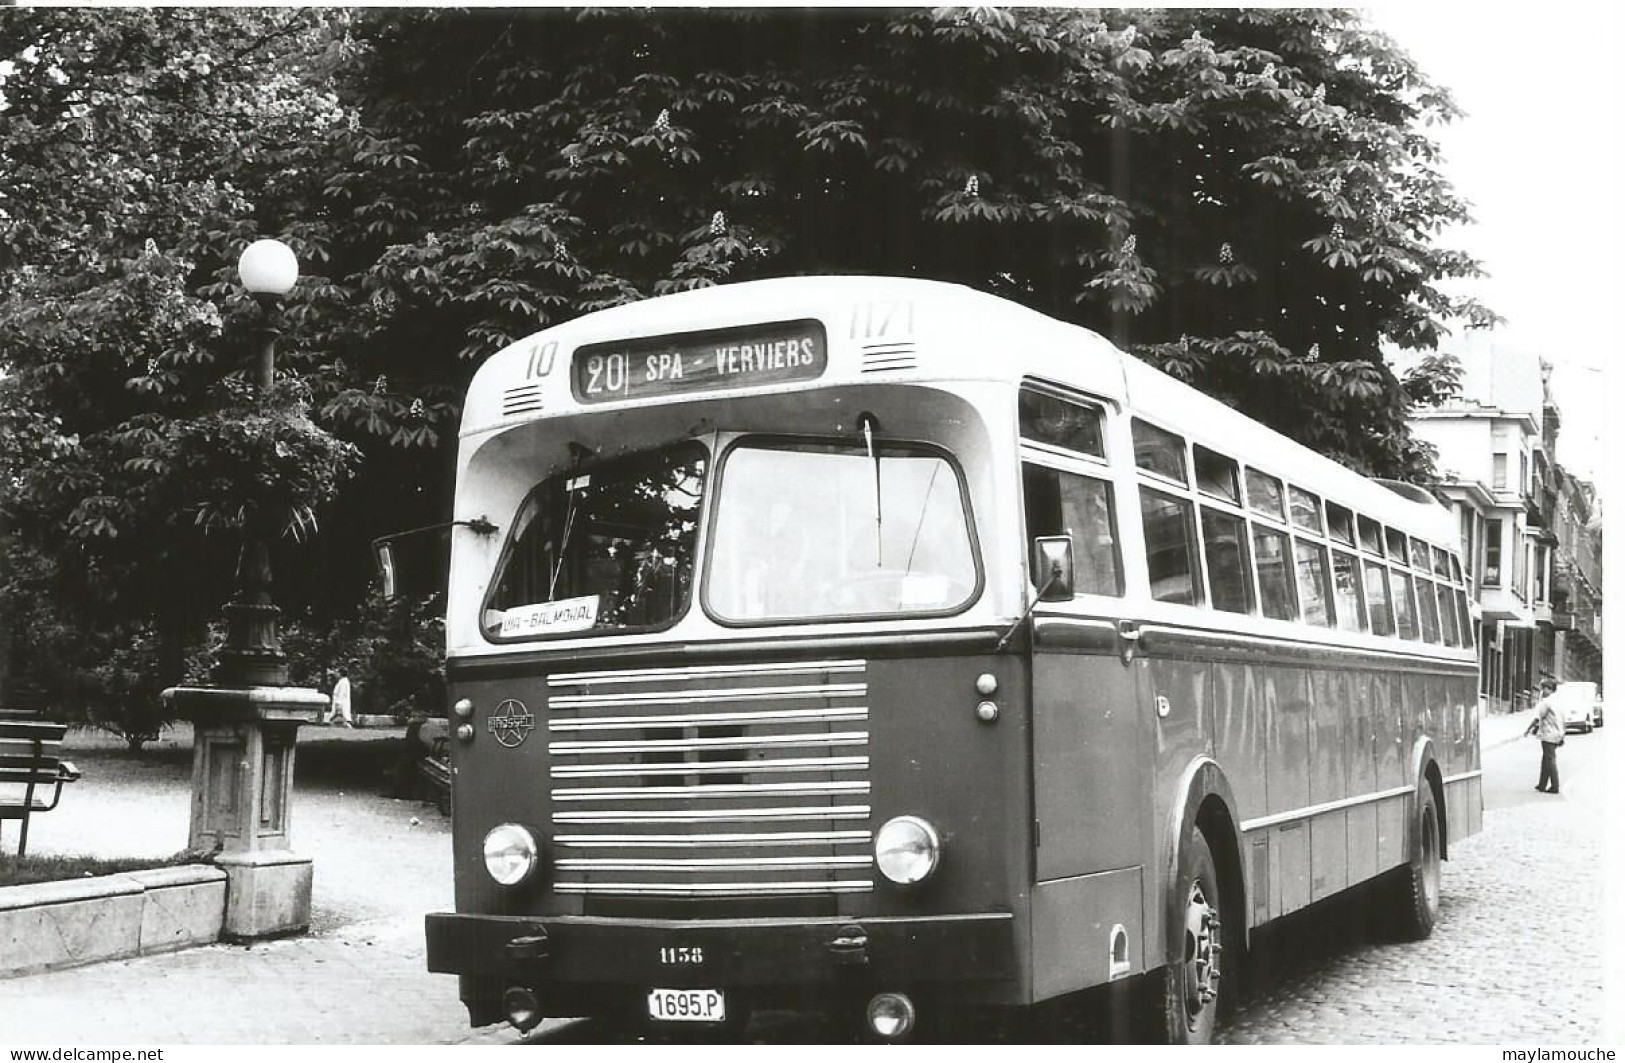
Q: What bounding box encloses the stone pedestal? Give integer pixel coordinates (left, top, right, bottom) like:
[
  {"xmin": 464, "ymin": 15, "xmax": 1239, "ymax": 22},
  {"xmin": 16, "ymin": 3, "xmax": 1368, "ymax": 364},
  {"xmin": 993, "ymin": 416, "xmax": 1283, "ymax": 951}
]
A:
[{"xmin": 162, "ymin": 684, "xmax": 326, "ymax": 941}]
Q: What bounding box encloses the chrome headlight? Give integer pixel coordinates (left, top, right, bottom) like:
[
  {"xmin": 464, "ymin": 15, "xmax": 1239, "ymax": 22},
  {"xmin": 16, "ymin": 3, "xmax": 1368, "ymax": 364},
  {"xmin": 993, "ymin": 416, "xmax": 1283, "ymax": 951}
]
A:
[
  {"xmin": 875, "ymin": 815, "xmax": 941, "ymax": 885},
  {"xmin": 483, "ymin": 823, "xmax": 541, "ymax": 886}
]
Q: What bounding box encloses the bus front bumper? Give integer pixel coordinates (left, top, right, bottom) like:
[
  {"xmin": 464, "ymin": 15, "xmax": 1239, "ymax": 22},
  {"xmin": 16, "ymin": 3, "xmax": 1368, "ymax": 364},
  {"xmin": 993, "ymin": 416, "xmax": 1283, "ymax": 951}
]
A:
[{"xmin": 426, "ymin": 910, "xmax": 1017, "ymax": 1012}]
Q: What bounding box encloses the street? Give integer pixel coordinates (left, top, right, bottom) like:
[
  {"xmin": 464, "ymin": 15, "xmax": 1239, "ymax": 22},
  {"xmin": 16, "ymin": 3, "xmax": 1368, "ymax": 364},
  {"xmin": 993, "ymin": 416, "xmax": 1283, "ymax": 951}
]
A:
[
  {"xmin": 526, "ymin": 722, "xmax": 1612, "ymax": 1044},
  {"xmin": 0, "ymin": 717, "xmax": 1609, "ymax": 1045}
]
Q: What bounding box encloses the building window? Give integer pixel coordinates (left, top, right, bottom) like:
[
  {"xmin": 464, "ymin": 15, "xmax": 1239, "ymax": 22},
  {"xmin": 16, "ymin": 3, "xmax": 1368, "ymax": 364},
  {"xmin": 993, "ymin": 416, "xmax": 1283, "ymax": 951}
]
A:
[
  {"xmin": 1483, "ymin": 519, "xmax": 1503, "ymax": 586},
  {"xmin": 1492, "ymin": 453, "xmax": 1508, "ymax": 489},
  {"xmin": 1460, "ymin": 509, "xmax": 1475, "ymax": 579}
]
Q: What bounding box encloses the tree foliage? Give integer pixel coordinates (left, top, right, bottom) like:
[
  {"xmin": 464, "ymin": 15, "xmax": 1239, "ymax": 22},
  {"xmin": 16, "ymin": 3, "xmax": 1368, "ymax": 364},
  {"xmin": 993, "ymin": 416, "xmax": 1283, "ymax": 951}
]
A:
[
  {"xmin": 1, "ymin": 7, "xmax": 1491, "ymax": 719},
  {"xmin": 323, "ymin": 7, "xmax": 1491, "ymax": 475},
  {"xmin": 0, "ymin": 9, "xmax": 360, "ymax": 716}
]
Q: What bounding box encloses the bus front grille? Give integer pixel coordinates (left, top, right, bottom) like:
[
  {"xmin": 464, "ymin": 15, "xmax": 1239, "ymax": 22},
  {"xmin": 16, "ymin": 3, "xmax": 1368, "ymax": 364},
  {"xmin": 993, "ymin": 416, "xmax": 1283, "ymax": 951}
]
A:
[{"xmin": 546, "ymin": 659, "xmax": 872, "ymax": 897}]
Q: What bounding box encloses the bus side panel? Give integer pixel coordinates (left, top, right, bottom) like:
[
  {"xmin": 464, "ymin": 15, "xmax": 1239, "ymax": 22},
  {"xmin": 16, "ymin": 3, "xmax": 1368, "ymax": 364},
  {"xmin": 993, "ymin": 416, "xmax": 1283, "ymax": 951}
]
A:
[
  {"xmin": 1265, "ymin": 667, "xmax": 1311, "ymax": 918},
  {"xmin": 1447, "ymin": 673, "xmax": 1483, "ymax": 844},
  {"xmin": 1031, "ymin": 645, "xmax": 1145, "ymax": 880},
  {"xmin": 1339, "ymin": 670, "xmax": 1379, "ymax": 887},
  {"xmin": 1144, "ymin": 653, "xmax": 1208, "ymax": 957},
  {"xmin": 1306, "ymin": 666, "xmax": 1349, "ymax": 904},
  {"xmin": 1029, "ymin": 638, "xmax": 1150, "ymax": 999},
  {"xmin": 1372, "ymin": 674, "xmax": 1407, "ymax": 872},
  {"xmin": 1211, "ymin": 662, "xmax": 1267, "ymax": 825}
]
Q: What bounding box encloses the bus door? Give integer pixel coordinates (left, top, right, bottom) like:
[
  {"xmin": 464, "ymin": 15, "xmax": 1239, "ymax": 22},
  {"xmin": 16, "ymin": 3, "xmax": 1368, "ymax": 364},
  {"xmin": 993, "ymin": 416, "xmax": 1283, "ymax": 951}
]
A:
[{"xmin": 1021, "ymin": 457, "xmax": 1149, "ymax": 996}]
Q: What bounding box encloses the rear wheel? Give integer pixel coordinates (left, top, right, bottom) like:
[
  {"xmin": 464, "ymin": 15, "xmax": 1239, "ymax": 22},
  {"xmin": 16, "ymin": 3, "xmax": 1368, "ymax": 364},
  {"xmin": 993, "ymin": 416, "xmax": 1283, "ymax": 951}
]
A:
[
  {"xmin": 1149, "ymin": 830, "xmax": 1227, "ymax": 1044},
  {"xmin": 1391, "ymin": 784, "xmax": 1441, "ymax": 941}
]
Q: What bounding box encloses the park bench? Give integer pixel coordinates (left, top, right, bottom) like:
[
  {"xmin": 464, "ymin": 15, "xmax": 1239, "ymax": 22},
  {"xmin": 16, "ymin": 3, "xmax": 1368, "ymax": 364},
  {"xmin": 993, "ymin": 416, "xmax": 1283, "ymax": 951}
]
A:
[{"xmin": 0, "ymin": 717, "xmax": 82, "ymax": 857}]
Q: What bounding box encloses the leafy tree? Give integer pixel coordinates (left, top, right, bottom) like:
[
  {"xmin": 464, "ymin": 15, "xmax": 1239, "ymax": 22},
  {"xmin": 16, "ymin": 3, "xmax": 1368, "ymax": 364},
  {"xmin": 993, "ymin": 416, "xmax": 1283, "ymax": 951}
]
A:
[
  {"xmin": 319, "ymin": 7, "xmax": 1491, "ymax": 479},
  {"xmin": 1, "ymin": 8, "xmax": 1494, "ymax": 729},
  {"xmin": 0, "ymin": 10, "xmax": 360, "ymax": 735}
]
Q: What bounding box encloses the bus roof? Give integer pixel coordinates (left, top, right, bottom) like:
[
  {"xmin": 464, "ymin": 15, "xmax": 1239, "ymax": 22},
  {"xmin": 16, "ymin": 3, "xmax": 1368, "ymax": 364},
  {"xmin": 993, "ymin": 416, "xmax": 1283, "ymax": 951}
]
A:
[{"xmin": 463, "ymin": 275, "xmax": 1454, "ymax": 543}]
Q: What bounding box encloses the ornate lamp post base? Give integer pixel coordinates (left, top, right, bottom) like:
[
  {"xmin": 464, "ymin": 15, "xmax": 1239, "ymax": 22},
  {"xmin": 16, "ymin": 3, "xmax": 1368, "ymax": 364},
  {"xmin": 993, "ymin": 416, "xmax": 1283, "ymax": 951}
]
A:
[{"xmin": 162, "ymin": 684, "xmax": 327, "ymax": 940}]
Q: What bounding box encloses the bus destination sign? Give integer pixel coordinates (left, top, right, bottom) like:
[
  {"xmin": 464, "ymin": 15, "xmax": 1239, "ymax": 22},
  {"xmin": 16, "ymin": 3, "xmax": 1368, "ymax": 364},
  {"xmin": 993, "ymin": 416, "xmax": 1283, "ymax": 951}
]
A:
[{"xmin": 572, "ymin": 319, "xmax": 827, "ymax": 404}]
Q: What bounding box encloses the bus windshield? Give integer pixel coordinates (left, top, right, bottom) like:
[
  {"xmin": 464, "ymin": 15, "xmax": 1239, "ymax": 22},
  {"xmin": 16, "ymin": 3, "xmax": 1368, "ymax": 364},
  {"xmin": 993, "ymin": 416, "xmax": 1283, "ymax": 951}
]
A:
[
  {"xmin": 482, "ymin": 442, "xmax": 706, "ymax": 640},
  {"xmin": 705, "ymin": 440, "xmax": 978, "ymax": 622}
]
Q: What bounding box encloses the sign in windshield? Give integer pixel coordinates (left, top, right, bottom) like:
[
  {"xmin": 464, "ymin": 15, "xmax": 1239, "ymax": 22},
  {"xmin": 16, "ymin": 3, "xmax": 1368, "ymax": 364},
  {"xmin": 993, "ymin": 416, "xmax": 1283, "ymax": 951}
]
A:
[{"xmin": 572, "ymin": 319, "xmax": 827, "ymax": 404}]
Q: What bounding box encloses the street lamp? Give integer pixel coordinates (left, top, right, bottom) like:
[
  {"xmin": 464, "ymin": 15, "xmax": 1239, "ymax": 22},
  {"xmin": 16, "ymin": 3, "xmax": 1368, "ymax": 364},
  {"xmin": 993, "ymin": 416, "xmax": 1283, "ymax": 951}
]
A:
[
  {"xmin": 237, "ymin": 238, "xmax": 299, "ymax": 389},
  {"xmin": 216, "ymin": 237, "xmax": 299, "ymax": 687},
  {"xmin": 158, "ymin": 235, "xmax": 326, "ymax": 941}
]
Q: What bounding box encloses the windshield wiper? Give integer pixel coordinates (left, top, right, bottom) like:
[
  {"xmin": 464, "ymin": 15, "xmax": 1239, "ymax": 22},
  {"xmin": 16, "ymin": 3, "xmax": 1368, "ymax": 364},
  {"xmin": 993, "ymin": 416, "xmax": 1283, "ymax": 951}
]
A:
[
  {"xmin": 546, "ymin": 480, "xmax": 583, "ymax": 601},
  {"xmin": 860, "ymin": 412, "xmax": 883, "ymax": 568}
]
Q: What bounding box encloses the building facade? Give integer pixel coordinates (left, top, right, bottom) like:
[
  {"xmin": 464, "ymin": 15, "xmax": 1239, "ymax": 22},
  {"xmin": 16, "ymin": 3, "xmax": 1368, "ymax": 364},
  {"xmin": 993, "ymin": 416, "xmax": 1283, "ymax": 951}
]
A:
[{"xmin": 1401, "ymin": 334, "xmax": 1603, "ymax": 710}]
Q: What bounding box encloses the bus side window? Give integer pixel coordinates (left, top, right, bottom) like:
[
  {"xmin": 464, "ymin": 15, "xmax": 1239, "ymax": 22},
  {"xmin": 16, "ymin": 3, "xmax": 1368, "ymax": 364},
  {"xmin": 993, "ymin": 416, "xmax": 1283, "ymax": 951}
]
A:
[
  {"xmin": 1245, "ymin": 468, "xmax": 1286, "ymax": 521},
  {"xmin": 1330, "ymin": 549, "xmax": 1366, "ymax": 632},
  {"xmin": 1391, "ymin": 569, "xmax": 1420, "ymax": 639},
  {"xmin": 1289, "ymin": 486, "xmax": 1324, "ymax": 534},
  {"xmin": 1131, "ymin": 419, "xmax": 1188, "ymax": 484},
  {"xmin": 1193, "ymin": 445, "xmax": 1240, "ymax": 504},
  {"xmin": 1436, "ymin": 581, "xmax": 1461, "ymax": 646},
  {"xmin": 1415, "ymin": 576, "xmax": 1442, "ymax": 642},
  {"xmin": 1326, "ymin": 503, "xmax": 1356, "ymax": 548},
  {"xmin": 1454, "ymin": 587, "xmax": 1473, "ymax": 647},
  {"xmin": 1021, "ymin": 463, "xmax": 1123, "ymax": 596},
  {"xmin": 1019, "ymin": 388, "xmax": 1106, "ymax": 458},
  {"xmin": 1200, "ymin": 506, "xmax": 1252, "ymax": 613},
  {"xmin": 1252, "ymin": 526, "xmax": 1297, "ymax": 620},
  {"xmin": 1292, "ymin": 538, "xmax": 1334, "ymax": 627},
  {"xmin": 1139, "ymin": 488, "xmax": 1203, "ymax": 605},
  {"xmin": 1386, "ymin": 528, "xmax": 1409, "ymax": 563},
  {"xmin": 1358, "ymin": 515, "xmax": 1384, "ymax": 556},
  {"xmin": 1363, "ymin": 560, "xmax": 1394, "ymax": 636}
]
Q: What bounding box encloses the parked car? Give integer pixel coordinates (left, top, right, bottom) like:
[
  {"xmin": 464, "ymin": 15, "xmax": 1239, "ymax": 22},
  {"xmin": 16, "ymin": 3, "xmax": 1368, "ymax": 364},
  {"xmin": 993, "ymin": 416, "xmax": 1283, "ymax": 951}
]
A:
[{"xmin": 1551, "ymin": 681, "xmax": 1599, "ymax": 734}]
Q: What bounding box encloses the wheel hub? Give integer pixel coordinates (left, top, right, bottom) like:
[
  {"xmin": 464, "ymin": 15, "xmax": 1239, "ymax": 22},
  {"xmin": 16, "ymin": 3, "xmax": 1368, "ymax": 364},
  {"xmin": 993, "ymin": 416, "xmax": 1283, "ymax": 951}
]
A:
[{"xmin": 1182, "ymin": 881, "xmax": 1223, "ymax": 1019}]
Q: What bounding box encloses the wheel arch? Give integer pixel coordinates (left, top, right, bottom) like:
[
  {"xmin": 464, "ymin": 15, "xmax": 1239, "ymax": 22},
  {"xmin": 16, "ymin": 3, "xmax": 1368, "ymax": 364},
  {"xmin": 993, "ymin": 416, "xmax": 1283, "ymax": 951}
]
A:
[
  {"xmin": 1408, "ymin": 736, "xmax": 1447, "ymax": 861},
  {"xmin": 1162, "ymin": 756, "xmax": 1248, "ymax": 961}
]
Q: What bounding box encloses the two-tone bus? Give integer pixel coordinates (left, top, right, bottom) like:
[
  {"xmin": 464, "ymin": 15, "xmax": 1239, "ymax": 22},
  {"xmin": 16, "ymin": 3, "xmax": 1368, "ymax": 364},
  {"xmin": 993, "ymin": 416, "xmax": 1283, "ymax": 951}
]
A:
[{"xmin": 416, "ymin": 276, "xmax": 1481, "ymax": 1043}]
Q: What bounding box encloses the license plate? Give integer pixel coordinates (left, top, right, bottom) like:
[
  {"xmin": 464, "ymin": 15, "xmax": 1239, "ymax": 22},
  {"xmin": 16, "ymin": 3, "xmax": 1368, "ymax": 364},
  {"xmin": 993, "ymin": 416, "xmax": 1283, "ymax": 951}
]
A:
[{"xmin": 647, "ymin": 987, "xmax": 726, "ymax": 1023}]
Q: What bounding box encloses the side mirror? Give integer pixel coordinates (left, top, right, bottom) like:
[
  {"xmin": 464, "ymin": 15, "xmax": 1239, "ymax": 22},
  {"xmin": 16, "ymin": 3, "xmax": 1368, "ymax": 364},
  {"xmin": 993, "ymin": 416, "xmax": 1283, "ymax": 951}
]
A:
[
  {"xmin": 371, "ymin": 525, "xmax": 461, "ymax": 601},
  {"xmin": 1032, "ymin": 535, "xmax": 1075, "ymax": 602},
  {"xmin": 373, "ymin": 540, "xmax": 399, "ymax": 600}
]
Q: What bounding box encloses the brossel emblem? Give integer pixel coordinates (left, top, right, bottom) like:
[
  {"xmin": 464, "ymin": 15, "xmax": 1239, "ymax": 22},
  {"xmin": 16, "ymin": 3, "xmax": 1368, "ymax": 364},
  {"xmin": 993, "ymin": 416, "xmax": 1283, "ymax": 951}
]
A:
[{"xmin": 487, "ymin": 699, "xmax": 535, "ymax": 748}]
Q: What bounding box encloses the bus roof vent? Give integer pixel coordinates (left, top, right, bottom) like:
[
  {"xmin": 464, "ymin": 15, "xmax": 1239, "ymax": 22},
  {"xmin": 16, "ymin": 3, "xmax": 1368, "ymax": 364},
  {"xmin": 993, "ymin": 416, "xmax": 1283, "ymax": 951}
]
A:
[
  {"xmin": 861, "ymin": 342, "xmax": 918, "ymax": 374},
  {"xmin": 1374, "ymin": 478, "xmax": 1442, "ymax": 506},
  {"xmin": 503, "ymin": 384, "xmax": 545, "ymax": 417}
]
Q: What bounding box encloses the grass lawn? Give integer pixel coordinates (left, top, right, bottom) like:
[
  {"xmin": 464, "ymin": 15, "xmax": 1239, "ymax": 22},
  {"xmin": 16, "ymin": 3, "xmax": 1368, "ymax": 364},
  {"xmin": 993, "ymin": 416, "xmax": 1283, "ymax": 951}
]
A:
[{"xmin": 0, "ymin": 850, "xmax": 201, "ymax": 888}]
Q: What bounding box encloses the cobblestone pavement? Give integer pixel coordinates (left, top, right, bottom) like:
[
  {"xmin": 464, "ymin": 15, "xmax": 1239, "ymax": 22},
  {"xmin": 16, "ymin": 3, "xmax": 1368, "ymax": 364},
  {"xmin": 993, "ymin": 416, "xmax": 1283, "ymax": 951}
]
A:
[
  {"xmin": 1215, "ymin": 718, "xmax": 1611, "ymax": 1044},
  {"xmin": 1, "ymin": 711, "xmax": 1610, "ymax": 1045}
]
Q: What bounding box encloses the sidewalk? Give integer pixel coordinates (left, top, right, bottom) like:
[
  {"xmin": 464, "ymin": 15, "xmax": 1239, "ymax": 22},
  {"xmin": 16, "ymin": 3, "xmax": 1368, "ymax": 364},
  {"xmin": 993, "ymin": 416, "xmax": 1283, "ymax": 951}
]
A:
[
  {"xmin": 1481, "ymin": 703, "xmax": 1536, "ymax": 751},
  {"xmin": 0, "ymin": 723, "xmax": 543, "ymax": 1044}
]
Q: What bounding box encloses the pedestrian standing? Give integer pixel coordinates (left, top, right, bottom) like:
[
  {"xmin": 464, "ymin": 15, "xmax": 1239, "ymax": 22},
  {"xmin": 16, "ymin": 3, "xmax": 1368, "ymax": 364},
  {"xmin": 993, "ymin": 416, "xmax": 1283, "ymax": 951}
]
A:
[
  {"xmin": 1524, "ymin": 679, "xmax": 1563, "ymax": 793},
  {"xmin": 328, "ymin": 668, "xmax": 354, "ymax": 727}
]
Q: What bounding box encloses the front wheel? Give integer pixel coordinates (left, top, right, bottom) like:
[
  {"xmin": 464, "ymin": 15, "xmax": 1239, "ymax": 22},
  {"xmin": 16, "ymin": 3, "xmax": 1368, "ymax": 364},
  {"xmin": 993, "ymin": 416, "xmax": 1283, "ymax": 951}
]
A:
[
  {"xmin": 1391, "ymin": 784, "xmax": 1441, "ymax": 941},
  {"xmin": 1149, "ymin": 830, "xmax": 1227, "ymax": 1044}
]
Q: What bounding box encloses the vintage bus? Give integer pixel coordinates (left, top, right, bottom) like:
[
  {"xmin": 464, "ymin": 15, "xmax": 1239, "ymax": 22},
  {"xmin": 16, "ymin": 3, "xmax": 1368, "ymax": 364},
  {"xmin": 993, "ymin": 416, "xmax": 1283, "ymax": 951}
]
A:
[{"xmin": 417, "ymin": 276, "xmax": 1481, "ymax": 1043}]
